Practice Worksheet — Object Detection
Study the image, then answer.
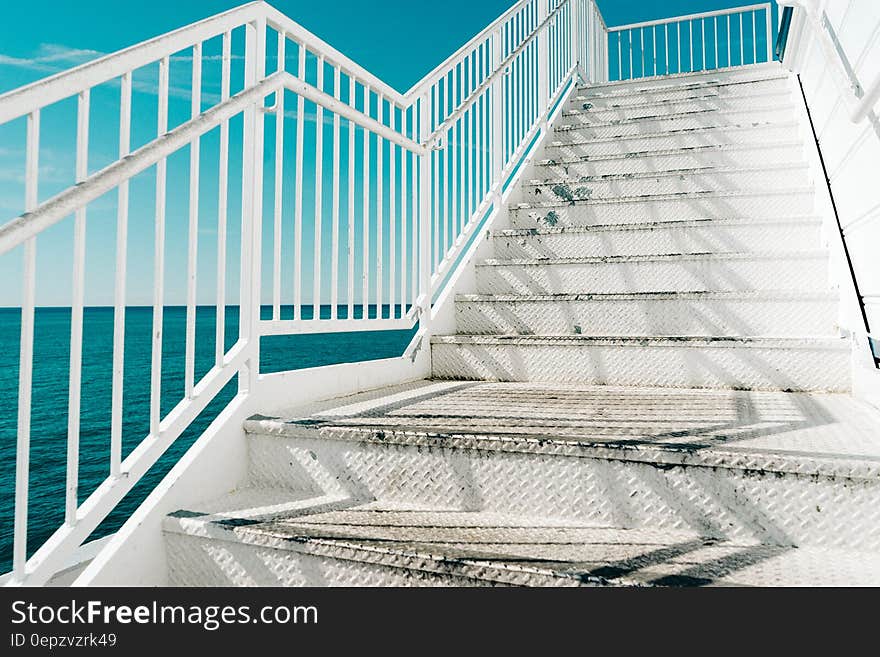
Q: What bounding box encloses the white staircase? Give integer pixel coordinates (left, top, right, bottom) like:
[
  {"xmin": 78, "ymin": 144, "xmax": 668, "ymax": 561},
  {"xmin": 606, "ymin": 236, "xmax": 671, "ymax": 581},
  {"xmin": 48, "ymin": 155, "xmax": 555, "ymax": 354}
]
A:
[{"xmin": 162, "ymin": 64, "xmax": 880, "ymax": 587}]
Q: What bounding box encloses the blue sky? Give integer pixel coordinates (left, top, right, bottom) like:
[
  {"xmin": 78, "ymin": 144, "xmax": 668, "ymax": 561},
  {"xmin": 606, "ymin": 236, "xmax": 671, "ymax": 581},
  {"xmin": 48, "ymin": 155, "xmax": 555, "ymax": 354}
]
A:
[{"xmin": 0, "ymin": 0, "xmax": 777, "ymax": 307}]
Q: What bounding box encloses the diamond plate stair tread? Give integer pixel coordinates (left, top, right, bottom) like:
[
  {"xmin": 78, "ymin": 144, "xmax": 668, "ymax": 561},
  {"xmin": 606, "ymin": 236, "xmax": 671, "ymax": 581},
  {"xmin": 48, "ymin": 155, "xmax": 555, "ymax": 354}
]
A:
[
  {"xmin": 454, "ymin": 291, "xmax": 838, "ymax": 337},
  {"xmin": 165, "ymin": 503, "xmax": 880, "ymax": 587},
  {"xmin": 479, "ymin": 251, "xmax": 827, "ymax": 266},
  {"xmin": 432, "ymin": 335, "xmax": 847, "ymax": 347},
  {"xmin": 495, "ymin": 217, "xmax": 821, "ymax": 236},
  {"xmin": 548, "ymin": 121, "xmax": 799, "ymax": 144},
  {"xmin": 526, "ymin": 164, "xmax": 808, "ymax": 183},
  {"xmin": 538, "ymin": 140, "xmax": 803, "ymax": 161},
  {"xmin": 573, "ymin": 76, "xmax": 790, "ymax": 103},
  {"xmin": 457, "ymin": 291, "xmax": 838, "ymax": 302},
  {"xmin": 553, "ymin": 114, "xmax": 796, "ymax": 137},
  {"xmin": 246, "ymin": 381, "xmax": 880, "ymax": 482},
  {"xmin": 575, "ymin": 62, "xmax": 785, "ymax": 91},
  {"xmin": 561, "ymin": 91, "xmax": 795, "ymax": 120},
  {"xmin": 513, "ymin": 189, "xmax": 814, "ymax": 210}
]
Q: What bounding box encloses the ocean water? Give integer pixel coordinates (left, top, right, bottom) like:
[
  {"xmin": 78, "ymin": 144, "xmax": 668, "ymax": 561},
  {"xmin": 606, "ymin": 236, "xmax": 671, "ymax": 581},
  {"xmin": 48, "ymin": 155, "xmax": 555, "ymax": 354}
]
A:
[{"xmin": 0, "ymin": 306, "xmax": 415, "ymax": 573}]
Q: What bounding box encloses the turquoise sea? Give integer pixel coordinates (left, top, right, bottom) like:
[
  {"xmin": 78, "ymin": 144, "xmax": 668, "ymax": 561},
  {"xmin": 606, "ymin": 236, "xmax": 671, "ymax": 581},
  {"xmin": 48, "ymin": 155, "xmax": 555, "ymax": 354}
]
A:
[{"xmin": 0, "ymin": 306, "xmax": 414, "ymax": 573}]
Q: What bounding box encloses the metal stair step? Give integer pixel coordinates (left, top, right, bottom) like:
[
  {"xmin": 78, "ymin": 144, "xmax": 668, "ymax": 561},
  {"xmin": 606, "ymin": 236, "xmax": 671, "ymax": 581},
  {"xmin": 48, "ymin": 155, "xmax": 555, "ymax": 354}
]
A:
[
  {"xmin": 560, "ymin": 90, "xmax": 795, "ymax": 125},
  {"xmin": 509, "ymin": 189, "xmax": 816, "ymax": 228},
  {"xmin": 430, "ymin": 335, "xmax": 851, "ymax": 392},
  {"xmin": 454, "ymin": 291, "xmax": 839, "ymax": 338},
  {"xmin": 574, "ymin": 62, "xmax": 788, "ymax": 94},
  {"xmin": 545, "ymin": 123, "xmax": 801, "ymax": 156},
  {"xmin": 229, "ymin": 381, "xmax": 880, "ymax": 555},
  {"xmin": 163, "ymin": 500, "xmax": 880, "ymax": 587},
  {"xmin": 532, "ymin": 142, "xmax": 806, "ymax": 178},
  {"xmin": 520, "ymin": 165, "xmax": 811, "ymax": 201},
  {"xmin": 572, "ymin": 78, "xmax": 792, "ymax": 109},
  {"xmin": 475, "ymin": 251, "xmax": 829, "ymax": 295},
  {"xmin": 573, "ymin": 74, "xmax": 790, "ymax": 104},
  {"xmin": 553, "ymin": 107, "xmax": 797, "ymax": 139},
  {"xmin": 493, "ymin": 217, "xmax": 822, "ymax": 258}
]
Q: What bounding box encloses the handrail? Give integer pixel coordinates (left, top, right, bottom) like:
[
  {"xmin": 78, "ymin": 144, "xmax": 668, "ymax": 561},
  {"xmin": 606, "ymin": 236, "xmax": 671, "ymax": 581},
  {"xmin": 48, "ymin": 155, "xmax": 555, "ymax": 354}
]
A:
[
  {"xmin": 776, "ymin": 5, "xmax": 795, "ymax": 62},
  {"xmin": 0, "ymin": 71, "xmax": 423, "ymax": 257},
  {"xmin": 607, "ymin": 3, "xmax": 771, "ymax": 32},
  {"xmin": 0, "ymin": 0, "xmax": 592, "ymax": 122},
  {"xmin": 0, "ymin": 2, "xmax": 266, "ymax": 124},
  {"xmin": 852, "ymin": 72, "xmax": 880, "ymax": 123},
  {"xmin": 261, "ymin": 4, "xmax": 407, "ymax": 105},
  {"xmin": 424, "ymin": 0, "xmax": 570, "ymax": 149},
  {"xmin": 778, "ymin": 0, "xmax": 877, "ymax": 124}
]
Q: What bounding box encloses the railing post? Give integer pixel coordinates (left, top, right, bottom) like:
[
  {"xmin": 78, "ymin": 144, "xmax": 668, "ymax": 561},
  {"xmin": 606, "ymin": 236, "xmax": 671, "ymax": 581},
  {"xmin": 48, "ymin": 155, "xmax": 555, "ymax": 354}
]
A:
[
  {"xmin": 538, "ymin": 0, "xmax": 550, "ymax": 131},
  {"xmin": 239, "ymin": 17, "xmax": 266, "ymax": 393},
  {"xmin": 418, "ymin": 91, "xmax": 432, "ymax": 330},
  {"xmin": 491, "ymin": 27, "xmax": 504, "ymax": 209}
]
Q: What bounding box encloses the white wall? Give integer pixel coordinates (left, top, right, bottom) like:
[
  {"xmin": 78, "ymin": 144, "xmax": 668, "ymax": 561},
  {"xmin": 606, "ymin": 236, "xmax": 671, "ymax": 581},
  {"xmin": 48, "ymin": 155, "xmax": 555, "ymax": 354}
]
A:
[{"xmin": 788, "ymin": 1, "xmax": 880, "ymax": 340}]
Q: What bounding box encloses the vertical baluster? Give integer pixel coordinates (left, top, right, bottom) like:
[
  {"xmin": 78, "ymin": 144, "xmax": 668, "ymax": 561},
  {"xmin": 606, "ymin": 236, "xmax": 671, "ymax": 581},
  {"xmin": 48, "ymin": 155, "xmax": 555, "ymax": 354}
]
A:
[
  {"xmin": 433, "ymin": 84, "xmax": 439, "ymax": 269},
  {"xmin": 740, "ymin": 13, "xmax": 745, "ymax": 66},
  {"xmin": 468, "ymin": 65, "xmax": 475, "ymax": 227},
  {"xmin": 753, "ymin": 10, "xmax": 758, "ymax": 64},
  {"xmin": 150, "ymin": 56, "xmax": 169, "ymax": 437},
  {"xmin": 702, "ymin": 19, "xmax": 706, "ymax": 71},
  {"xmin": 665, "ymin": 24, "xmax": 669, "ymax": 74},
  {"xmin": 491, "ymin": 26, "xmax": 503, "ymax": 199},
  {"xmin": 376, "ymin": 94, "xmax": 383, "ymax": 318},
  {"xmin": 516, "ymin": 12, "xmax": 523, "ymax": 144},
  {"xmin": 452, "ymin": 64, "xmax": 459, "ymax": 236},
  {"xmin": 13, "ymin": 109, "xmax": 40, "ymax": 580},
  {"xmin": 618, "ymin": 32, "xmax": 622, "ymax": 81},
  {"xmin": 347, "ymin": 76, "xmax": 356, "ymax": 320},
  {"xmin": 441, "ymin": 77, "xmax": 447, "ymax": 265},
  {"xmin": 272, "ymin": 35, "xmax": 285, "ymax": 321},
  {"xmin": 362, "ymin": 84, "xmax": 370, "ymax": 319},
  {"xmin": 294, "ymin": 43, "xmax": 306, "ymax": 321},
  {"xmin": 728, "ymin": 15, "xmax": 732, "ymax": 67},
  {"xmin": 629, "ymin": 31, "xmax": 633, "ymax": 80},
  {"xmin": 677, "ymin": 22, "xmax": 682, "ymax": 74},
  {"xmin": 640, "ymin": 27, "xmax": 645, "ymax": 78},
  {"xmin": 766, "ymin": 7, "xmax": 773, "ymax": 62},
  {"xmin": 419, "ymin": 92, "xmax": 432, "ymax": 327},
  {"xmin": 111, "ymin": 72, "xmax": 132, "ymax": 478},
  {"xmin": 65, "ymin": 88, "xmax": 89, "ymax": 526},
  {"xmin": 689, "ymin": 21, "xmax": 694, "ymax": 72},
  {"xmin": 400, "ymin": 106, "xmax": 407, "ymax": 318},
  {"xmin": 331, "ymin": 66, "xmax": 341, "ymax": 320},
  {"xmin": 459, "ymin": 62, "xmax": 466, "ymax": 234},
  {"xmin": 313, "ymin": 55, "xmax": 325, "ymax": 321},
  {"xmin": 239, "ymin": 17, "xmax": 265, "ymax": 391},
  {"xmin": 389, "ymin": 105, "xmax": 396, "ymax": 319},
  {"xmin": 477, "ymin": 45, "xmax": 483, "ymax": 213},
  {"xmin": 411, "ymin": 104, "xmax": 418, "ymax": 313},
  {"xmin": 714, "ymin": 17, "xmax": 719, "ymax": 69},
  {"xmin": 185, "ymin": 42, "xmax": 202, "ymax": 398},
  {"xmin": 653, "ymin": 25, "xmax": 657, "ymax": 76},
  {"xmin": 216, "ymin": 31, "xmax": 231, "ymax": 364}
]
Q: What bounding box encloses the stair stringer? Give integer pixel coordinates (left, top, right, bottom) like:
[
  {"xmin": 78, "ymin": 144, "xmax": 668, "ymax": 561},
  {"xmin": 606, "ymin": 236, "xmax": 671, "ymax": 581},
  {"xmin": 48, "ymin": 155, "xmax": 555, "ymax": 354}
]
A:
[{"xmin": 785, "ymin": 66, "xmax": 880, "ymax": 406}]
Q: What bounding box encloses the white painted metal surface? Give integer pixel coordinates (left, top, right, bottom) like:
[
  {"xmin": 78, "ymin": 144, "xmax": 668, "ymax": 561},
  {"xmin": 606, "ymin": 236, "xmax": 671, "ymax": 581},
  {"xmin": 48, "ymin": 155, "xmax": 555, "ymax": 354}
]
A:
[
  {"xmin": 2, "ymin": 0, "xmax": 875, "ymax": 587},
  {"xmin": 161, "ymin": 380, "xmax": 880, "ymax": 586},
  {"xmin": 778, "ymin": 0, "xmax": 880, "ymax": 396},
  {"xmin": 0, "ymin": 0, "xmax": 602, "ymax": 586}
]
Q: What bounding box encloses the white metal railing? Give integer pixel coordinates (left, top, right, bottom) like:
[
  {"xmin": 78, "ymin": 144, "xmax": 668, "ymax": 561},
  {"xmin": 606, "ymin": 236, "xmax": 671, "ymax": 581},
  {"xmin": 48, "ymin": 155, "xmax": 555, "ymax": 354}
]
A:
[
  {"xmin": 0, "ymin": 0, "xmax": 772, "ymax": 586},
  {"xmin": 607, "ymin": 3, "xmax": 775, "ymax": 81}
]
